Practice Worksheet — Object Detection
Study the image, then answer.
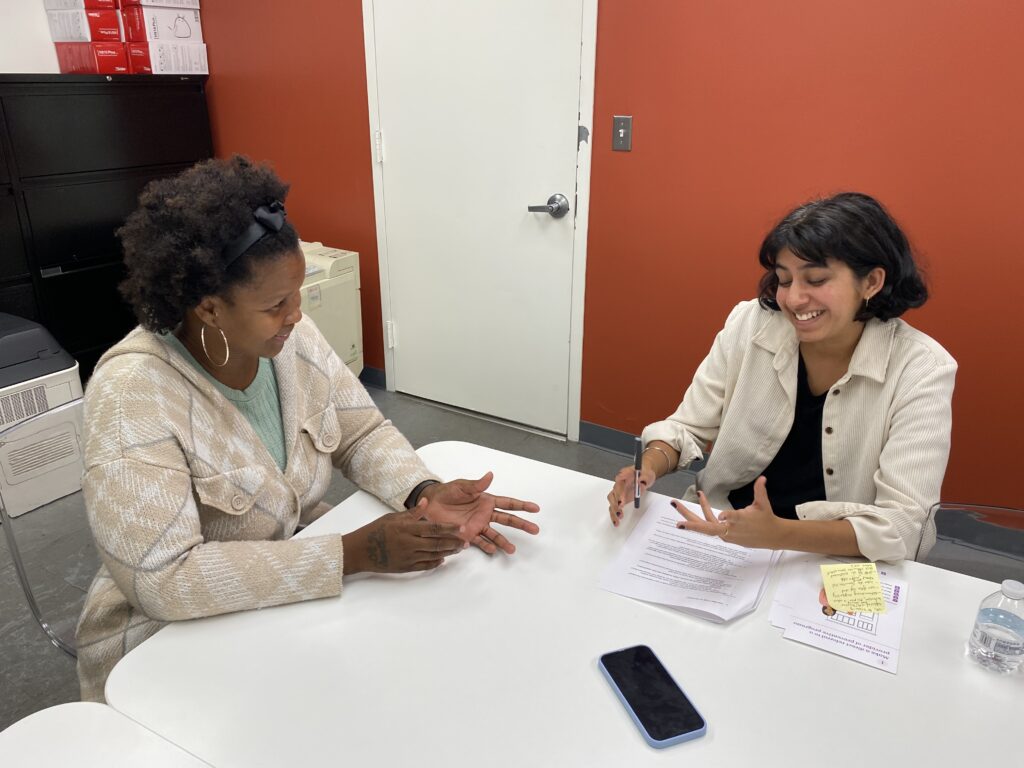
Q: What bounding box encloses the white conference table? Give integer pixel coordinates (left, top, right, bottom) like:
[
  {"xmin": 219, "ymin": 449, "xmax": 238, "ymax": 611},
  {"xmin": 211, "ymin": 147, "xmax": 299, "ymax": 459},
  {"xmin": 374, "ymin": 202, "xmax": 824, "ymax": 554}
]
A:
[
  {"xmin": 106, "ymin": 441, "xmax": 1021, "ymax": 767},
  {"xmin": 0, "ymin": 702, "xmax": 210, "ymax": 766}
]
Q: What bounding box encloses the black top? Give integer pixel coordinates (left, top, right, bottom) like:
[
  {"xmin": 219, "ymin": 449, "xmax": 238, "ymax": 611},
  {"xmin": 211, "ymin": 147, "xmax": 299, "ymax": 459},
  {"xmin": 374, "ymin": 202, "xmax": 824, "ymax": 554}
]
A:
[{"xmin": 727, "ymin": 355, "xmax": 828, "ymax": 519}]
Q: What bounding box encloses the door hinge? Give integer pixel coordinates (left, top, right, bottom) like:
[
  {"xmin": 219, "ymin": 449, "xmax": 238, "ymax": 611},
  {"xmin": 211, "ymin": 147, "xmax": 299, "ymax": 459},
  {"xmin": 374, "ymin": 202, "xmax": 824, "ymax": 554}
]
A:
[
  {"xmin": 386, "ymin": 319, "xmax": 397, "ymax": 349},
  {"xmin": 374, "ymin": 130, "xmax": 384, "ymax": 163}
]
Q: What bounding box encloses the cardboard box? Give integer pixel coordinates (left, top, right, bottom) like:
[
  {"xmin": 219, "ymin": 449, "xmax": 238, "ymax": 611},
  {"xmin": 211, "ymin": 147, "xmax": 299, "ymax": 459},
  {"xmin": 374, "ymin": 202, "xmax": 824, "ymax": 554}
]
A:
[
  {"xmin": 44, "ymin": 1, "xmax": 118, "ymax": 9},
  {"xmin": 54, "ymin": 42, "xmax": 129, "ymax": 74},
  {"xmin": 47, "ymin": 9, "xmax": 122, "ymax": 41},
  {"xmin": 121, "ymin": 0, "xmax": 201, "ymax": 7},
  {"xmin": 122, "ymin": 7, "xmax": 203, "ymax": 42},
  {"xmin": 127, "ymin": 42, "xmax": 208, "ymax": 74}
]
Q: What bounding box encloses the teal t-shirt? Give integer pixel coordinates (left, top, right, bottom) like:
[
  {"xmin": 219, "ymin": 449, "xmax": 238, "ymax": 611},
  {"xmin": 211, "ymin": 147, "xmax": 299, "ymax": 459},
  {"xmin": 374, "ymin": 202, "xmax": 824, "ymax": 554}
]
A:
[{"xmin": 160, "ymin": 333, "xmax": 287, "ymax": 471}]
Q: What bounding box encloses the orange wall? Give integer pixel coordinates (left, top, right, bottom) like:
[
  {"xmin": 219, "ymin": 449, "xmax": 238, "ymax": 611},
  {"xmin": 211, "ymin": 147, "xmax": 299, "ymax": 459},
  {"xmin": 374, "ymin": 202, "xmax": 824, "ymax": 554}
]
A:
[
  {"xmin": 200, "ymin": 1, "xmax": 385, "ymax": 368},
  {"xmin": 202, "ymin": 1, "xmax": 1022, "ymax": 505},
  {"xmin": 584, "ymin": 0, "xmax": 1023, "ymax": 506}
]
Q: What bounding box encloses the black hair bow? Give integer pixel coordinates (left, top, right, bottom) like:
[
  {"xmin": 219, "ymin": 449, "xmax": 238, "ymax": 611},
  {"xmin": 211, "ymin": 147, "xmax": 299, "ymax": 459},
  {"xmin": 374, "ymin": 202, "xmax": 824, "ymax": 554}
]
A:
[{"xmin": 222, "ymin": 200, "xmax": 288, "ymax": 267}]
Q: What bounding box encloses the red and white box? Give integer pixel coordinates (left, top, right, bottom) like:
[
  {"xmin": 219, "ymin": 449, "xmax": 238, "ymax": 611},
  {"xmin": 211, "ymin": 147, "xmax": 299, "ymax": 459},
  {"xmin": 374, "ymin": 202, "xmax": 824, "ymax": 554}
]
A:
[
  {"xmin": 46, "ymin": 10, "xmax": 122, "ymax": 42},
  {"xmin": 127, "ymin": 41, "xmax": 208, "ymax": 74},
  {"xmin": 122, "ymin": 7, "xmax": 203, "ymax": 42},
  {"xmin": 44, "ymin": 1, "xmax": 118, "ymax": 9},
  {"xmin": 121, "ymin": 0, "xmax": 201, "ymax": 7},
  {"xmin": 54, "ymin": 42, "xmax": 129, "ymax": 74}
]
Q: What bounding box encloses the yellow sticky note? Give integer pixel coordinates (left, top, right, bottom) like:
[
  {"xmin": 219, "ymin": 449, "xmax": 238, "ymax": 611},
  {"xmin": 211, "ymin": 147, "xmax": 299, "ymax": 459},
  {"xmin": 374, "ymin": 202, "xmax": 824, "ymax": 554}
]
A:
[{"xmin": 820, "ymin": 563, "xmax": 887, "ymax": 614}]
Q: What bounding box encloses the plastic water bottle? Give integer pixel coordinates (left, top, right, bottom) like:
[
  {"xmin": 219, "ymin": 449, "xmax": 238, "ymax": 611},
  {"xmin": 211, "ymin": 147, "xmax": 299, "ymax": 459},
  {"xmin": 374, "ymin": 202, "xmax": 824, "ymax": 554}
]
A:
[{"xmin": 967, "ymin": 579, "xmax": 1024, "ymax": 674}]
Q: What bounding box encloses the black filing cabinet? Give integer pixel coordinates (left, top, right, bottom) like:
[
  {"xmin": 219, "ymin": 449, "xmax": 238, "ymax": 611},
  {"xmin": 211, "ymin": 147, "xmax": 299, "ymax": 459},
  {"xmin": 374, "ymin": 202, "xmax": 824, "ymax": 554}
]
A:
[{"xmin": 0, "ymin": 75, "xmax": 213, "ymax": 379}]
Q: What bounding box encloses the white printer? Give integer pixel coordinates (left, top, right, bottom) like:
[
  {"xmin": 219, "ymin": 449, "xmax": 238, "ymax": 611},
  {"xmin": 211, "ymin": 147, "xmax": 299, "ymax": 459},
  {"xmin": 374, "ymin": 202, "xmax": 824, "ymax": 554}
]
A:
[
  {"xmin": 299, "ymin": 241, "xmax": 363, "ymax": 376},
  {"xmin": 0, "ymin": 314, "xmax": 83, "ymax": 518}
]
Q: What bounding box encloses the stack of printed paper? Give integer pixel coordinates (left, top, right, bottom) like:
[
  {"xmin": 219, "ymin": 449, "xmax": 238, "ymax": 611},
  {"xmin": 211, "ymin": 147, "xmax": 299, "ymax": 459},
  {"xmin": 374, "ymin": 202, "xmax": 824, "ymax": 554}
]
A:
[
  {"xmin": 599, "ymin": 496, "xmax": 780, "ymax": 622},
  {"xmin": 770, "ymin": 553, "xmax": 908, "ymax": 673}
]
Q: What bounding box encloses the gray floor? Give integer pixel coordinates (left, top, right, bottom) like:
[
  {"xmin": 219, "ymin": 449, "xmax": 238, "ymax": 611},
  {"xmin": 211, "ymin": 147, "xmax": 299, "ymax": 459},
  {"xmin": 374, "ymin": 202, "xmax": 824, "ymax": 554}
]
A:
[{"xmin": 0, "ymin": 386, "xmax": 697, "ymax": 732}]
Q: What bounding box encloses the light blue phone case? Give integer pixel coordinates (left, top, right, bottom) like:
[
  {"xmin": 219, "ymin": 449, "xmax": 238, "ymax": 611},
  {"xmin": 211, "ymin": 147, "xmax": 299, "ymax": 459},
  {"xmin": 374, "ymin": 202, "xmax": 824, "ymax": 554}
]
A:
[{"xmin": 598, "ymin": 650, "xmax": 707, "ymax": 749}]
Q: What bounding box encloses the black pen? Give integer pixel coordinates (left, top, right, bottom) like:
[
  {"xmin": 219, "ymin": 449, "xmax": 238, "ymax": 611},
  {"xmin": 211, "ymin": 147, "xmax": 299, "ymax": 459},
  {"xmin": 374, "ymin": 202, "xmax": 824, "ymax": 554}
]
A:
[{"xmin": 633, "ymin": 437, "xmax": 643, "ymax": 509}]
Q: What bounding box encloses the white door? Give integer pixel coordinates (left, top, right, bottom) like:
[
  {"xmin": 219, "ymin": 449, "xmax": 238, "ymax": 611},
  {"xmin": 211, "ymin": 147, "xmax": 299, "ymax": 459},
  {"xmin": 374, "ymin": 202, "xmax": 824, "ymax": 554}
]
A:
[{"xmin": 366, "ymin": 0, "xmax": 594, "ymax": 435}]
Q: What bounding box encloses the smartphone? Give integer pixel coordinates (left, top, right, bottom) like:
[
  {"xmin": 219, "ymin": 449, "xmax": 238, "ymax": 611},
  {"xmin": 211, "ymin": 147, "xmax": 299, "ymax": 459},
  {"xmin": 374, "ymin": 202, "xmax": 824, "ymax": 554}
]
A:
[{"xmin": 598, "ymin": 645, "xmax": 707, "ymax": 748}]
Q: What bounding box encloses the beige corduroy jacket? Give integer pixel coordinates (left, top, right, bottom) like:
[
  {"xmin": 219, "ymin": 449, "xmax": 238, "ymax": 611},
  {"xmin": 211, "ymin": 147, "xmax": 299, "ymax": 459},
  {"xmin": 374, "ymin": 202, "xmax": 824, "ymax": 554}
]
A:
[
  {"xmin": 642, "ymin": 300, "xmax": 957, "ymax": 563},
  {"xmin": 75, "ymin": 317, "xmax": 435, "ymax": 702}
]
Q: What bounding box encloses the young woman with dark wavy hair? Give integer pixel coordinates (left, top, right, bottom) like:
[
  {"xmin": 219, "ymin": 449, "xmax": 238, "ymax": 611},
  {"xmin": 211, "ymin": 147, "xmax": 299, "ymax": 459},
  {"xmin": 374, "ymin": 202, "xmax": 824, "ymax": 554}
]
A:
[{"xmin": 607, "ymin": 193, "xmax": 955, "ymax": 563}]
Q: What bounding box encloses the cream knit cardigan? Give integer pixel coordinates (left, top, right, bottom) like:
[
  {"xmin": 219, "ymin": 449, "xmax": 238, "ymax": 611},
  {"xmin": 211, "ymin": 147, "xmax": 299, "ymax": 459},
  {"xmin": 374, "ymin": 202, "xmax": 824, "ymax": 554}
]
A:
[{"xmin": 75, "ymin": 317, "xmax": 435, "ymax": 702}]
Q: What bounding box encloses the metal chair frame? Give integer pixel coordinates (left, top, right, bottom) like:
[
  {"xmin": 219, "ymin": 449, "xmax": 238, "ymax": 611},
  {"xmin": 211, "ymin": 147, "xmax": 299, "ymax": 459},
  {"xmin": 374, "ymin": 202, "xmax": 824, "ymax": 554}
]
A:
[
  {"xmin": 0, "ymin": 399, "xmax": 83, "ymax": 659},
  {"xmin": 916, "ymin": 501, "xmax": 1024, "ymax": 579}
]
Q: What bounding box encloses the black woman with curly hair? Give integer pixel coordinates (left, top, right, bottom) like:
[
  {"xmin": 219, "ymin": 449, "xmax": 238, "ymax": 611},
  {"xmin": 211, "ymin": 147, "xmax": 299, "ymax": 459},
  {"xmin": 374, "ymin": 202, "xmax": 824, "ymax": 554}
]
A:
[
  {"xmin": 76, "ymin": 155, "xmax": 539, "ymax": 701},
  {"xmin": 606, "ymin": 193, "xmax": 956, "ymax": 563}
]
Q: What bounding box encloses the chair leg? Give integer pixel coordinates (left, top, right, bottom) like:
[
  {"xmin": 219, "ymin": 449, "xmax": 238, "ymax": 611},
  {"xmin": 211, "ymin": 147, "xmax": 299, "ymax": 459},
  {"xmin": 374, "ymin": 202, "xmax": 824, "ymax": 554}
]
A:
[{"xmin": 0, "ymin": 501, "xmax": 78, "ymax": 659}]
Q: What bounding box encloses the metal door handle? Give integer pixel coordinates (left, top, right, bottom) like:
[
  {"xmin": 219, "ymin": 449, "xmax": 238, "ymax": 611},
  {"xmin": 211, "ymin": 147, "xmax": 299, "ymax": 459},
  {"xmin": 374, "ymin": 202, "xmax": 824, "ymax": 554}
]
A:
[{"xmin": 527, "ymin": 193, "xmax": 570, "ymax": 219}]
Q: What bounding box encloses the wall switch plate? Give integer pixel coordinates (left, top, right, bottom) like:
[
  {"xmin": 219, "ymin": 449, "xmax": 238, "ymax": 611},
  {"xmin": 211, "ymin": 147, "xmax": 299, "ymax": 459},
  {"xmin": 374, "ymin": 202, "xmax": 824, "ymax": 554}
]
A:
[{"xmin": 612, "ymin": 115, "xmax": 632, "ymax": 151}]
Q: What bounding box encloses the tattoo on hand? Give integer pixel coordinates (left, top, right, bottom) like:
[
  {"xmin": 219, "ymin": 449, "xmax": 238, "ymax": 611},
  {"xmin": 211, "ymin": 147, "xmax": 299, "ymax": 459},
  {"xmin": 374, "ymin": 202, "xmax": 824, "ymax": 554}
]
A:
[{"xmin": 367, "ymin": 527, "xmax": 388, "ymax": 568}]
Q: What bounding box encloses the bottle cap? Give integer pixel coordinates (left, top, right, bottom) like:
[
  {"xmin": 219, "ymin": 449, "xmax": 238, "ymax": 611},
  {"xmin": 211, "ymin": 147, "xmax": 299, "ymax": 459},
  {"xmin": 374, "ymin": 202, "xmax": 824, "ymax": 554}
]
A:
[{"xmin": 1001, "ymin": 580, "xmax": 1024, "ymax": 600}]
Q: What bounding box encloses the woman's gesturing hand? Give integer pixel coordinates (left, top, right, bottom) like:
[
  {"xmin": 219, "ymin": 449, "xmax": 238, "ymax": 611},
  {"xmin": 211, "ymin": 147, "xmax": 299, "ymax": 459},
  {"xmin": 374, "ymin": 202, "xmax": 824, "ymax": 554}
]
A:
[
  {"xmin": 671, "ymin": 476, "xmax": 784, "ymax": 550},
  {"xmin": 418, "ymin": 472, "xmax": 540, "ymax": 555},
  {"xmin": 342, "ymin": 512, "xmax": 467, "ymax": 575},
  {"xmin": 607, "ymin": 465, "xmax": 657, "ymax": 527}
]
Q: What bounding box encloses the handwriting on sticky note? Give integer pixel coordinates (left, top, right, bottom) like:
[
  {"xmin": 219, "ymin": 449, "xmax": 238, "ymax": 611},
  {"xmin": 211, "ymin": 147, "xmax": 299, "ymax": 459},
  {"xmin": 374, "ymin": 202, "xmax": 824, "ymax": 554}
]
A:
[{"xmin": 820, "ymin": 563, "xmax": 887, "ymax": 614}]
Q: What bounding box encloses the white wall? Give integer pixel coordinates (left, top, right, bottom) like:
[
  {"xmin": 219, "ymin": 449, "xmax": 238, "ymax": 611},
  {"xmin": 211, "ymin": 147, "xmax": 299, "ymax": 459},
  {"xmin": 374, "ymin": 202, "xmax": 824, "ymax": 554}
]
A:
[{"xmin": 0, "ymin": 0, "xmax": 59, "ymax": 73}]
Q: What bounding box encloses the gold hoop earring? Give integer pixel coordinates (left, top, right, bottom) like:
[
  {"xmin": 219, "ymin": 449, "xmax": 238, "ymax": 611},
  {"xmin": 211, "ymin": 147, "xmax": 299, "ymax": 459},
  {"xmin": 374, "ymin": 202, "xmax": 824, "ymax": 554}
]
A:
[{"xmin": 200, "ymin": 325, "xmax": 230, "ymax": 367}]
